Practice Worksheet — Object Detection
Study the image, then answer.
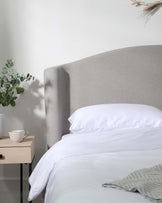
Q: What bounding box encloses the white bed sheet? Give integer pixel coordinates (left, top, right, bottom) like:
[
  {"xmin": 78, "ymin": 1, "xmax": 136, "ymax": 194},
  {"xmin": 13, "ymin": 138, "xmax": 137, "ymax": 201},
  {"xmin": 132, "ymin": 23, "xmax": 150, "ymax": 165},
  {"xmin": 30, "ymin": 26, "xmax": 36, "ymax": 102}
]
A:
[
  {"xmin": 28, "ymin": 127, "xmax": 162, "ymax": 202},
  {"xmin": 45, "ymin": 150, "xmax": 162, "ymax": 203}
]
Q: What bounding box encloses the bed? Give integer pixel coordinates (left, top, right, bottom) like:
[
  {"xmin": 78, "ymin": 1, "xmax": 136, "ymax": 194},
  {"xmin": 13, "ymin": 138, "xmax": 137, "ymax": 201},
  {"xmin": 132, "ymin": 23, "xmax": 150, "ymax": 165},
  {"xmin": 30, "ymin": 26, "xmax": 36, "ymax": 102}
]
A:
[{"xmin": 28, "ymin": 45, "xmax": 162, "ymax": 203}]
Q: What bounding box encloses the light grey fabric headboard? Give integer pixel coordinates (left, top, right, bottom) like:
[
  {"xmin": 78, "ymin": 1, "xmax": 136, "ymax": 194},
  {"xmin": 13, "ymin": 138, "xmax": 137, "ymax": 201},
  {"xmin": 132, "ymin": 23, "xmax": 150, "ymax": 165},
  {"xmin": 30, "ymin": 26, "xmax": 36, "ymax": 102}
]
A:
[{"xmin": 44, "ymin": 45, "xmax": 162, "ymax": 147}]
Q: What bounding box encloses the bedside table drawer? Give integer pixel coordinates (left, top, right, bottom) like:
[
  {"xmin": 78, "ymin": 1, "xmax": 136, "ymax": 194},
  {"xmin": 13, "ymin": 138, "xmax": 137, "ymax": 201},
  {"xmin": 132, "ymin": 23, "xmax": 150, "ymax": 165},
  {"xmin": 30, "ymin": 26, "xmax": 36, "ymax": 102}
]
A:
[{"xmin": 0, "ymin": 147, "xmax": 34, "ymax": 164}]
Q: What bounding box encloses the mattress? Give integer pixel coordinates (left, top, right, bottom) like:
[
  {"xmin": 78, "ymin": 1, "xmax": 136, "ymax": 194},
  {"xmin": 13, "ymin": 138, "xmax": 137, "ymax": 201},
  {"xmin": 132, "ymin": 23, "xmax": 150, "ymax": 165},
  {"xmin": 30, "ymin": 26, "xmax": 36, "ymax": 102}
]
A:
[{"xmin": 28, "ymin": 127, "xmax": 162, "ymax": 203}]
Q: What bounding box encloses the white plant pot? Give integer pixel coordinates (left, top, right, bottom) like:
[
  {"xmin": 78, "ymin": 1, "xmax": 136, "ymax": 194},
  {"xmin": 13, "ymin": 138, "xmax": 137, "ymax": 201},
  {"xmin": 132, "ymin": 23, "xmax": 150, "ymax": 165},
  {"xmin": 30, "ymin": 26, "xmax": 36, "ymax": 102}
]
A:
[{"xmin": 0, "ymin": 114, "xmax": 4, "ymax": 138}]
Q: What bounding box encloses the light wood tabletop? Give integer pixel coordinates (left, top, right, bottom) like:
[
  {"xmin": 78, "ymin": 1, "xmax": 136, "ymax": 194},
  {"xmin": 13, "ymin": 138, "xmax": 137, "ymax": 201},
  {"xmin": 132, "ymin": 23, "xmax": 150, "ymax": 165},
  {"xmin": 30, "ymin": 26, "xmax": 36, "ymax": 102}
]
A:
[{"xmin": 0, "ymin": 136, "xmax": 34, "ymax": 147}]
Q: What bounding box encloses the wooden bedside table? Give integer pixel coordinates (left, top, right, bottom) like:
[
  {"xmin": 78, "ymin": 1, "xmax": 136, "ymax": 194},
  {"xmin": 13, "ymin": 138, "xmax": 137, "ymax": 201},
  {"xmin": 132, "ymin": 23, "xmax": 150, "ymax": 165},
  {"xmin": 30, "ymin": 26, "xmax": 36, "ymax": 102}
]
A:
[{"xmin": 0, "ymin": 136, "xmax": 35, "ymax": 203}]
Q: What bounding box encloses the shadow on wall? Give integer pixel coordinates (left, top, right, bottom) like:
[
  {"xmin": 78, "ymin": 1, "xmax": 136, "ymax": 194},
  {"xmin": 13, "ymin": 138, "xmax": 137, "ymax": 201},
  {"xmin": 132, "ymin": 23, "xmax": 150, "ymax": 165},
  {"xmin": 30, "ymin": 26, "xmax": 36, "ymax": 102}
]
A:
[{"xmin": 0, "ymin": 79, "xmax": 46, "ymax": 199}]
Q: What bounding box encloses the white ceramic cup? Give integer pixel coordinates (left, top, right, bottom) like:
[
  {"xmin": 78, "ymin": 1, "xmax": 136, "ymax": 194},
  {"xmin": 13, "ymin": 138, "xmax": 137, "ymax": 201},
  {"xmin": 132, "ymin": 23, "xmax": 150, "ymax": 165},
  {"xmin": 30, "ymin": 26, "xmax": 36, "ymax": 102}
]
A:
[{"xmin": 8, "ymin": 130, "xmax": 26, "ymax": 142}]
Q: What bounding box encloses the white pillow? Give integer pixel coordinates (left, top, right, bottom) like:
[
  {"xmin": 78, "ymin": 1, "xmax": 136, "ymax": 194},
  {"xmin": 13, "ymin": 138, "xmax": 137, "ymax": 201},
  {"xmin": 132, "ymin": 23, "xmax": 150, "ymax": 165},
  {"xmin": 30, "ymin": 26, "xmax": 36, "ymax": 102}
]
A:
[{"xmin": 68, "ymin": 104, "xmax": 162, "ymax": 133}]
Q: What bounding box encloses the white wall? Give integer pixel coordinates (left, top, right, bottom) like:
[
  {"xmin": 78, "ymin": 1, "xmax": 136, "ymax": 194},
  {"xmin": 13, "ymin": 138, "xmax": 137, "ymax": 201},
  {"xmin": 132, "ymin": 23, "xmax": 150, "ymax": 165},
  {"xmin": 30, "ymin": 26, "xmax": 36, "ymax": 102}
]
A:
[
  {"xmin": 1, "ymin": 0, "xmax": 162, "ymax": 79},
  {"xmin": 0, "ymin": 0, "xmax": 162, "ymax": 201}
]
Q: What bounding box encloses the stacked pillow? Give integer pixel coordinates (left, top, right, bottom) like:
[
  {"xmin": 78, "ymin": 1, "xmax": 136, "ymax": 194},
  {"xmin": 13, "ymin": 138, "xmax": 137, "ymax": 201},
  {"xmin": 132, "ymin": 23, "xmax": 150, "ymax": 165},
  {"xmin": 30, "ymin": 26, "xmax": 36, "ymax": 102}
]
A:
[{"xmin": 68, "ymin": 104, "xmax": 162, "ymax": 134}]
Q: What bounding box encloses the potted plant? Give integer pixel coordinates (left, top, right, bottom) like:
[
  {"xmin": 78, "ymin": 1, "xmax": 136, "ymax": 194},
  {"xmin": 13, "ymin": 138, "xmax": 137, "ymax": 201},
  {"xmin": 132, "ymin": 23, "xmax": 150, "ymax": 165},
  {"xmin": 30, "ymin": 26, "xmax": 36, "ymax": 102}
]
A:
[{"xmin": 0, "ymin": 59, "xmax": 34, "ymax": 138}]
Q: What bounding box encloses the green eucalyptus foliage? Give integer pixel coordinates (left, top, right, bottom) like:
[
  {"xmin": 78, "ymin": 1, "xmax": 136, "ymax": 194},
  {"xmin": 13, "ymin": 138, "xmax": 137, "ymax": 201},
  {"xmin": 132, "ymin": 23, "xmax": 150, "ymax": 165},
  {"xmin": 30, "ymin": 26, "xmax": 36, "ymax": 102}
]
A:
[{"xmin": 0, "ymin": 59, "xmax": 34, "ymax": 107}]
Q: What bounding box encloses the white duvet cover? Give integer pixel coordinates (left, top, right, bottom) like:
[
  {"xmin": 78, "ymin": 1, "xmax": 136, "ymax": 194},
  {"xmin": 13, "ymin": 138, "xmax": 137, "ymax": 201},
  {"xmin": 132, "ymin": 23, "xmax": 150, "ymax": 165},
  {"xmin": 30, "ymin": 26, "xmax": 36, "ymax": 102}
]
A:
[{"xmin": 28, "ymin": 127, "xmax": 162, "ymax": 203}]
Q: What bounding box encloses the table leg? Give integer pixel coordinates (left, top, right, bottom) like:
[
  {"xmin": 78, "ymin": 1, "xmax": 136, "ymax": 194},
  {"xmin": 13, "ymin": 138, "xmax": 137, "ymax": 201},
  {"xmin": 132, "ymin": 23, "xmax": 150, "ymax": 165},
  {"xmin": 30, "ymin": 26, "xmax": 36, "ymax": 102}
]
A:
[
  {"xmin": 29, "ymin": 163, "xmax": 32, "ymax": 203},
  {"xmin": 20, "ymin": 164, "xmax": 23, "ymax": 203}
]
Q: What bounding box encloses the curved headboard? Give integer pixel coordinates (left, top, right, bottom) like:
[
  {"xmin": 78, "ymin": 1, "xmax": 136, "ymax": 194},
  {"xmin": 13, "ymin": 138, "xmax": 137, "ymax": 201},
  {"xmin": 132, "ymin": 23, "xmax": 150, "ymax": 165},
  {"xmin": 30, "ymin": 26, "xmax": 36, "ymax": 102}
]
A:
[{"xmin": 44, "ymin": 45, "xmax": 162, "ymax": 147}]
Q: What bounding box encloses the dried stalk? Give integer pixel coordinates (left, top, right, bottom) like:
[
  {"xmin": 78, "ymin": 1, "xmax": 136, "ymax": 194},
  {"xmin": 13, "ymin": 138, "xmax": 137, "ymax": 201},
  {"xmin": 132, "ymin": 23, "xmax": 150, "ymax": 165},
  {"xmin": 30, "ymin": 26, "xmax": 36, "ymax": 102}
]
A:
[
  {"xmin": 144, "ymin": 2, "xmax": 162, "ymax": 11},
  {"xmin": 130, "ymin": 0, "xmax": 162, "ymax": 13},
  {"xmin": 130, "ymin": 0, "xmax": 143, "ymax": 6}
]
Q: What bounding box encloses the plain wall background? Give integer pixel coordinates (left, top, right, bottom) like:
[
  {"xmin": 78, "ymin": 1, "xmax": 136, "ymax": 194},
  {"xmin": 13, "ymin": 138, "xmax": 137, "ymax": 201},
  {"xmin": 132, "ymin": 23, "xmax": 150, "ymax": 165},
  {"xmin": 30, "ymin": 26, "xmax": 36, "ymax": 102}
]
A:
[{"xmin": 0, "ymin": 0, "xmax": 162, "ymax": 201}]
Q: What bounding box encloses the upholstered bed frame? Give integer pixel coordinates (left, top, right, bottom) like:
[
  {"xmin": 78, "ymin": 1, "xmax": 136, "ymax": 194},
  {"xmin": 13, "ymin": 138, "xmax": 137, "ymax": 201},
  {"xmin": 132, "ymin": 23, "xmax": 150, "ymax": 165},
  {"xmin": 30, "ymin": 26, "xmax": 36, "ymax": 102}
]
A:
[{"xmin": 44, "ymin": 45, "xmax": 162, "ymax": 147}]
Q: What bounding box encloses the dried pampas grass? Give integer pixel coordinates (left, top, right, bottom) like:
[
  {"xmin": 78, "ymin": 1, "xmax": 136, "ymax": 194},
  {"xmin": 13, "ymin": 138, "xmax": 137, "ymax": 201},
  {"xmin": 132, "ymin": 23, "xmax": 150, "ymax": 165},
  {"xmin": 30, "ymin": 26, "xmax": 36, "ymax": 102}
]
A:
[{"xmin": 130, "ymin": 0, "xmax": 162, "ymax": 15}]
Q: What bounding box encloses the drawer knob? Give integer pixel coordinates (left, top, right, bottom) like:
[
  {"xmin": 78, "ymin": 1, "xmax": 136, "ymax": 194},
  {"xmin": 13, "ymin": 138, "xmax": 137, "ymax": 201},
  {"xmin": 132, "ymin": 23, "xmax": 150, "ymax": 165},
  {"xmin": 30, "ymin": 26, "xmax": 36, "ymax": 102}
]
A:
[{"xmin": 0, "ymin": 154, "xmax": 3, "ymax": 159}]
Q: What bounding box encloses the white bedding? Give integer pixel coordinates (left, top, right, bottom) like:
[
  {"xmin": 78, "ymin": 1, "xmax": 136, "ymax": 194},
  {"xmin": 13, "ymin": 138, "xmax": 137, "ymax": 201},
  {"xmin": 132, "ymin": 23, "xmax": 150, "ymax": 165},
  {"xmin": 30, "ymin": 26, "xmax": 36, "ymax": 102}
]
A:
[{"xmin": 28, "ymin": 127, "xmax": 162, "ymax": 202}]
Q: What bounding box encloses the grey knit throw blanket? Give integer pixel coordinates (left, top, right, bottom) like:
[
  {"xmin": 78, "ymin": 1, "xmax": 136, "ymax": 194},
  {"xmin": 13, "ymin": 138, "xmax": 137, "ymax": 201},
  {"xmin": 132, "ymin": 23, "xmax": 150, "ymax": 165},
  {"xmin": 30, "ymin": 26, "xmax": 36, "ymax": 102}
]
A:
[{"xmin": 102, "ymin": 164, "xmax": 162, "ymax": 202}]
